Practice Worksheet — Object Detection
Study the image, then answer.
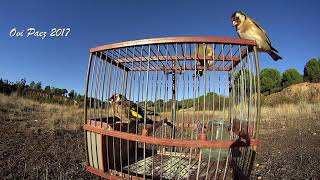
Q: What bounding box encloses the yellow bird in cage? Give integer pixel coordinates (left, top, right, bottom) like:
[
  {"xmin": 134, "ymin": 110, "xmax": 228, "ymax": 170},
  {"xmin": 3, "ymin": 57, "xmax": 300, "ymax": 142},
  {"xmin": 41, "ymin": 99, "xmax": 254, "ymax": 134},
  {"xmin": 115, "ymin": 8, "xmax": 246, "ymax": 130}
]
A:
[
  {"xmin": 108, "ymin": 93, "xmax": 158, "ymax": 124},
  {"xmin": 192, "ymin": 44, "xmax": 215, "ymax": 76},
  {"xmin": 231, "ymin": 11, "xmax": 282, "ymax": 61}
]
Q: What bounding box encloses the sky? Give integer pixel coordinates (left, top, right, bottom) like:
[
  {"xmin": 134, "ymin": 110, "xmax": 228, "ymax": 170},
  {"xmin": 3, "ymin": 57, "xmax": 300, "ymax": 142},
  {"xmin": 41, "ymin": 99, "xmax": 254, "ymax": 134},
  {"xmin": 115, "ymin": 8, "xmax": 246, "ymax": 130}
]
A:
[{"xmin": 0, "ymin": 0, "xmax": 319, "ymax": 95}]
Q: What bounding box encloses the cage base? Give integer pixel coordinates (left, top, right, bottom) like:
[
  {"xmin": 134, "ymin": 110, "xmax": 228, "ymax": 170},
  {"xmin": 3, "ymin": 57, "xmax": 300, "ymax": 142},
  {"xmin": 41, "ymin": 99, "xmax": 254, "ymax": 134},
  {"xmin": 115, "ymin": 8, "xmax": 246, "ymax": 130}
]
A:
[{"xmin": 122, "ymin": 154, "xmax": 231, "ymax": 180}]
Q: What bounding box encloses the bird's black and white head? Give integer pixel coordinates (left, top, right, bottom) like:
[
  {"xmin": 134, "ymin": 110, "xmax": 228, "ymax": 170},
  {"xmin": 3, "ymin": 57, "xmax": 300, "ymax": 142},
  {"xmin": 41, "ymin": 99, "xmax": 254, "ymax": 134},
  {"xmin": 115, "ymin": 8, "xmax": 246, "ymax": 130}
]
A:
[
  {"xmin": 109, "ymin": 93, "xmax": 126, "ymax": 104},
  {"xmin": 231, "ymin": 11, "xmax": 247, "ymax": 27}
]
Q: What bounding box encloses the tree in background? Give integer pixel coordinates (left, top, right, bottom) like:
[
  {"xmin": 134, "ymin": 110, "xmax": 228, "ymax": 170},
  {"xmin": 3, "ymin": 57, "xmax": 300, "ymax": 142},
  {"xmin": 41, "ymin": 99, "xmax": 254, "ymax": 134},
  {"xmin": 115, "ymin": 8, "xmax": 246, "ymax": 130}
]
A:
[
  {"xmin": 146, "ymin": 101, "xmax": 154, "ymax": 107},
  {"xmin": 50, "ymin": 87, "xmax": 57, "ymax": 95},
  {"xmin": 16, "ymin": 78, "xmax": 27, "ymax": 95},
  {"xmin": 57, "ymin": 88, "xmax": 64, "ymax": 96},
  {"xmin": 260, "ymin": 68, "xmax": 282, "ymax": 94},
  {"xmin": 0, "ymin": 79, "xmax": 16, "ymax": 94},
  {"xmin": 0, "ymin": 77, "xmax": 86, "ymax": 106},
  {"xmin": 62, "ymin": 89, "xmax": 68, "ymax": 96},
  {"xmin": 281, "ymin": 68, "xmax": 303, "ymax": 88},
  {"xmin": 44, "ymin": 86, "xmax": 51, "ymax": 94},
  {"xmin": 68, "ymin": 90, "xmax": 75, "ymax": 99},
  {"xmin": 29, "ymin": 81, "xmax": 35, "ymax": 90},
  {"xmin": 34, "ymin": 82, "xmax": 42, "ymax": 91},
  {"xmin": 16, "ymin": 78, "xmax": 26, "ymax": 89},
  {"xmin": 76, "ymin": 94, "xmax": 84, "ymax": 102},
  {"xmin": 304, "ymin": 58, "xmax": 320, "ymax": 83}
]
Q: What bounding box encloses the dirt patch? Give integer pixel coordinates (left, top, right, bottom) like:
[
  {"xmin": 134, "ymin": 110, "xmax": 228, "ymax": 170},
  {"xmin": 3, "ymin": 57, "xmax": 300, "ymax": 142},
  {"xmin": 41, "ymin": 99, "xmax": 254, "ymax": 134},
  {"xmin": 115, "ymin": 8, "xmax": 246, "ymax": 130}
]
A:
[
  {"xmin": 0, "ymin": 113, "xmax": 95, "ymax": 179},
  {"xmin": 251, "ymin": 113, "xmax": 320, "ymax": 179}
]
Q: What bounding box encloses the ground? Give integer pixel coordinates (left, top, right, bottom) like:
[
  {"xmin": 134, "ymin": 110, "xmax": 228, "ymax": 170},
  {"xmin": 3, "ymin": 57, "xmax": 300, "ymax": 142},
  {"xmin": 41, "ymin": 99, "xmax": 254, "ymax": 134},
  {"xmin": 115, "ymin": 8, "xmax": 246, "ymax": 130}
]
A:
[
  {"xmin": 0, "ymin": 116, "xmax": 94, "ymax": 179},
  {"xmin": 1, "ymin": 110, "xmax": 319, "ymax": 179},
  {"xmin": 251, "ymin": 114, "xmax": 320, "ymax": 179},
  {"xmin": 0, "ymin": 93, "xmax": 319, "ymax": 179}
]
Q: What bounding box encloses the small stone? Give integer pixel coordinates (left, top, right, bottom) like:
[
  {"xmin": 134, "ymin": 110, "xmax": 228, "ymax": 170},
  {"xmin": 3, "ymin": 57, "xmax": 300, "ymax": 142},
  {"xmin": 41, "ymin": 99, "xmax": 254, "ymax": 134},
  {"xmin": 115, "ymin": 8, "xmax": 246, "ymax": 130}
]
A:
[
  {"xmin": 6, "ymin": 173, "xmax": 13, "ymax": 179},
  {"xmin": 280, "ymin": 167, "xmax": 286, "ymax": 171},
  {"xmin": 312, "ymin": 132, "xmax": 316, "ymax": 135},
  {"xmin": 256, "ymin": 163, "xmax": 260, "ymax": 167},
  {"xmin": 257, "ymin": 176, "xmax": 262, "ymax": 180}
]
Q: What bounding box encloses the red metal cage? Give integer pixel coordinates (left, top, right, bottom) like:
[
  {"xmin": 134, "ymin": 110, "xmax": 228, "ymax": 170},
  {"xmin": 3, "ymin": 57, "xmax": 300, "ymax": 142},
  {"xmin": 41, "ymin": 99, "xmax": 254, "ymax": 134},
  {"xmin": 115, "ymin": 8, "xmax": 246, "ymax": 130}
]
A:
[{"xmin": 83, "ymin": 36, "xmax": 261, "ymax": 179}]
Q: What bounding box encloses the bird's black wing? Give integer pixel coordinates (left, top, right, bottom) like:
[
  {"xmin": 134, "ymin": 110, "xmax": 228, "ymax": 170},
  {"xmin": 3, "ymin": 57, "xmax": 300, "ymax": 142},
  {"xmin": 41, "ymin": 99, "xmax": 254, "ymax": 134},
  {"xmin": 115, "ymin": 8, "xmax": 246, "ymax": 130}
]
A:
[
  {"xmin": 124, "ymin": 99, "xmax": 161, "ymax": 119},
  {"xmin": 250, "ymin": 18, "xmax": 279, "ymax": 53},
  {"xmin": 137, "ymin": 105, "xmax": 161, "ymax": 116},
  {"xmin": 136, "ymin": 106, "xmax": 145, "ymax": 117}
]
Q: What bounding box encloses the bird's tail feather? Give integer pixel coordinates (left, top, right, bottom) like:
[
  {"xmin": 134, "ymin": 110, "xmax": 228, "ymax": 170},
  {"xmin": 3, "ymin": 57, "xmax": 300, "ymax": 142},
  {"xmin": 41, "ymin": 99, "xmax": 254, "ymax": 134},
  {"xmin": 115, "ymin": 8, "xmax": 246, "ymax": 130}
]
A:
[
  {"xmin": 268, "ymin": 51, "xmax": 282, "ymax": 61},
  {"xmin": 270, "ymin": 45, "xmax": 279, "ymax": 53}
]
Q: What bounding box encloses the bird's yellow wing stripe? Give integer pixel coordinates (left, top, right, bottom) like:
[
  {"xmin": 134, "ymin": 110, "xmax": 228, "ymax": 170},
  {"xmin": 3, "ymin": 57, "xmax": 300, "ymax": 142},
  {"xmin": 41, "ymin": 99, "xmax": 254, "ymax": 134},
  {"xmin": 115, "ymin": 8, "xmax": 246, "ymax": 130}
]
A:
[{"xmin": 130, "ymin": 109, "xmax": 142, "ymax": 119}]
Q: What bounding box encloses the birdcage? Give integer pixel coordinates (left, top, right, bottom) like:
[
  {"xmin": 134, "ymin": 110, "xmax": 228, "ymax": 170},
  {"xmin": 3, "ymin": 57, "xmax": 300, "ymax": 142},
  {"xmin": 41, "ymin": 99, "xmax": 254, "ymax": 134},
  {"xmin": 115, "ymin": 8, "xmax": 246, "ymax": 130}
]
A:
[{"xmin": 83, "ymin": 37, "xmax": 261, "ymax": 180}]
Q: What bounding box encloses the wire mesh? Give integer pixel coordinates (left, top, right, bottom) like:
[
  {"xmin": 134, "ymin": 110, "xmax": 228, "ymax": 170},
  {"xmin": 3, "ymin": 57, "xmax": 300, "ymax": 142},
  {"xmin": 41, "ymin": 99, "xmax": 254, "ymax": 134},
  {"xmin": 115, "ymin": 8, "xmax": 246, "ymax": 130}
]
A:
[{"xmin": 83, "ymin": 37, "xmax": 260, "ymax": 180}]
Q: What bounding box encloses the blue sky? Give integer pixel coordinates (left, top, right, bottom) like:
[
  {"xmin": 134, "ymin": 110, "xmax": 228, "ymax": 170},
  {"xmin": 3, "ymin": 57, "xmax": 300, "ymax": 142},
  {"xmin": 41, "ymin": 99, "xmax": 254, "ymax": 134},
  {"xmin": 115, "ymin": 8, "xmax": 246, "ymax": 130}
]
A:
[{"xmin": 0, "ymin": 0, "xmax": 319, "ymax": 94}]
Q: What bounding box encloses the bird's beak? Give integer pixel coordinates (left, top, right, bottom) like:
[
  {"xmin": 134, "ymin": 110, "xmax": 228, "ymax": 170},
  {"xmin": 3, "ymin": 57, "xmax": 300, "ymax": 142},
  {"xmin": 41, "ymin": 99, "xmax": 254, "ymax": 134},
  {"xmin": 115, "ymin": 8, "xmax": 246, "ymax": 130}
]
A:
[{"xmin": 232, "ymin": 21, "xmax": 237, "ymax": 26}]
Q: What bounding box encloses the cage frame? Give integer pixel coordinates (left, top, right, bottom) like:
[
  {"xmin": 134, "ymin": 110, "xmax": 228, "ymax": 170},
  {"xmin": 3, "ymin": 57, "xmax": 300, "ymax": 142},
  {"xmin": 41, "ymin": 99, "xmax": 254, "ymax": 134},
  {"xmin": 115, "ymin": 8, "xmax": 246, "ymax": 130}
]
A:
[{"xmin": 83, "ymin": 36, "xmax": 261, "ymax": 179}]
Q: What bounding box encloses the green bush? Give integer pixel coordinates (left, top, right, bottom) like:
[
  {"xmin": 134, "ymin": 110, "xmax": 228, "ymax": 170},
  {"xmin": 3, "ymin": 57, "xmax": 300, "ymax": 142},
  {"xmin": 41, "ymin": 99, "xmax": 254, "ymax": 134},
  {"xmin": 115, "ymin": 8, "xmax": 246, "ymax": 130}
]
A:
[
  {"xmin": 34, "ymin": 82, "xmax": 42, "ymax": 91},
  {"xmin": 260, "ymin": 68, "xmax": 282, "ymax": 94},
  {"xmin": 281, "ymin": 68, "xmax": 303, "ymax": 88},
  {"xmin": 304, "ymin": 58, "xmax": 320, "ymax": 83}
]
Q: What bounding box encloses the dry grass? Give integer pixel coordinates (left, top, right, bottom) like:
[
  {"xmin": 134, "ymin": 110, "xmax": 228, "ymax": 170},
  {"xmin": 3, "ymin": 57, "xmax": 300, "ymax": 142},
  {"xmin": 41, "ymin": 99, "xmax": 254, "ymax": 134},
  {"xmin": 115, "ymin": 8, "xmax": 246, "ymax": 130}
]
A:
[
  {"xmin": 261, "ymin": 102, "xmax": 320, "ymax": 122},
  {"xmin": 165, "ymin": 103, "xmax": 320, "ymax": 124},
  {"xmin": 1, "ymin": 89, "xmax": 319, "ymax": 130},
  {"xmin": 161, "ymin": 110, "xmax": 227, "ymax": 124},
  {"xmin": 0, "ymin": 93, "xmax": 83, "ymax": 130},
  {"xmin": 263, "ymin": 82, "xmax": 320, "ymax": 106}
]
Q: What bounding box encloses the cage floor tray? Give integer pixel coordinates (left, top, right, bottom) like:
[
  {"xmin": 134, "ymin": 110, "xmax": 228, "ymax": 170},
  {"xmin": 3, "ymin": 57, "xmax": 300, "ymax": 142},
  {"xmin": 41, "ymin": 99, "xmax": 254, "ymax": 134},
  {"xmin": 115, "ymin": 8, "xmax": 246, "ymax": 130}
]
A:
[{"xmin": 123, "ymin": 153, "xmax": 229, "ymax": 180}]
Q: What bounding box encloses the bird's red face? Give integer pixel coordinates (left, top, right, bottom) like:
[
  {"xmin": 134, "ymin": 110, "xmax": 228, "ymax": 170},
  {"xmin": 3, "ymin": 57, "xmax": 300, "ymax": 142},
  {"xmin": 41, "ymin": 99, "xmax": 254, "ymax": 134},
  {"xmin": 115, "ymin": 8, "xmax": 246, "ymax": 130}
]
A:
[
  {"xmin": 231, "ymin": 16, "xmax": 240, "ymax": 26},
  {"xmin": 231, "ymin": 11, "xmax": 246, "ymax": 27},
  {"xmin": 109, "ymin": 93, "xmax": 123, "ymax": 103}
]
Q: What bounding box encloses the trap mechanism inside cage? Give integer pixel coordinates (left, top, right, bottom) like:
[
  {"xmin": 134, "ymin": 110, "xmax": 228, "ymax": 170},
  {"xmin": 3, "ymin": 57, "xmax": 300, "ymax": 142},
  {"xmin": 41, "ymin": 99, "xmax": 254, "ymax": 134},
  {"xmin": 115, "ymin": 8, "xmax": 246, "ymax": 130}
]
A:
[{"xmin": 83, "ymin": 37, "xmax": 261, "ymax": 180}]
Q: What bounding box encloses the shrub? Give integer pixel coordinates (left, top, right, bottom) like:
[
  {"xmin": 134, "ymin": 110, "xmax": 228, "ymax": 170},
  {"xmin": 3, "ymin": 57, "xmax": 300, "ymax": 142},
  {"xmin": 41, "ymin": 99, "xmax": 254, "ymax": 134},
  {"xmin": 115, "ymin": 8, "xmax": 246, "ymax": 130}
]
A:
[
  {"xmin": 260, "ymin": 68, "xmax": 282, "ymax": 94},
  {"xmin": 303, "ymin": 58, "xmax": 320, "ymax": 83},
  {"xmin": 281, "ymin": 68, "xmax": 303, "ymax": 88}
]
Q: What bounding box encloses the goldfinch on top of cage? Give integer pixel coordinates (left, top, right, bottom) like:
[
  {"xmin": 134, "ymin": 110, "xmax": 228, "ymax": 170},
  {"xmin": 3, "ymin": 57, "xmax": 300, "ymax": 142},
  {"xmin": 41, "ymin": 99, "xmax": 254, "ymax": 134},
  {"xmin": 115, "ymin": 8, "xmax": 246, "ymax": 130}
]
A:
[{"xmin": 231, "ymin": 11, "xmax": 282, "ymax": 61}]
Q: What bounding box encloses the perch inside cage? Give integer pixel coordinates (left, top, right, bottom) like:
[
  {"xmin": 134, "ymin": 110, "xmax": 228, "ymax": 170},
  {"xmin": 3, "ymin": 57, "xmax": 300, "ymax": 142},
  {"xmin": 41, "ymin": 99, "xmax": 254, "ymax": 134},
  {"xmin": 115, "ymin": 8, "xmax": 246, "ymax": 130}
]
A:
[{"xmin": 83, "ymin": 37, "xmax": 261, "ymax": 179}]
